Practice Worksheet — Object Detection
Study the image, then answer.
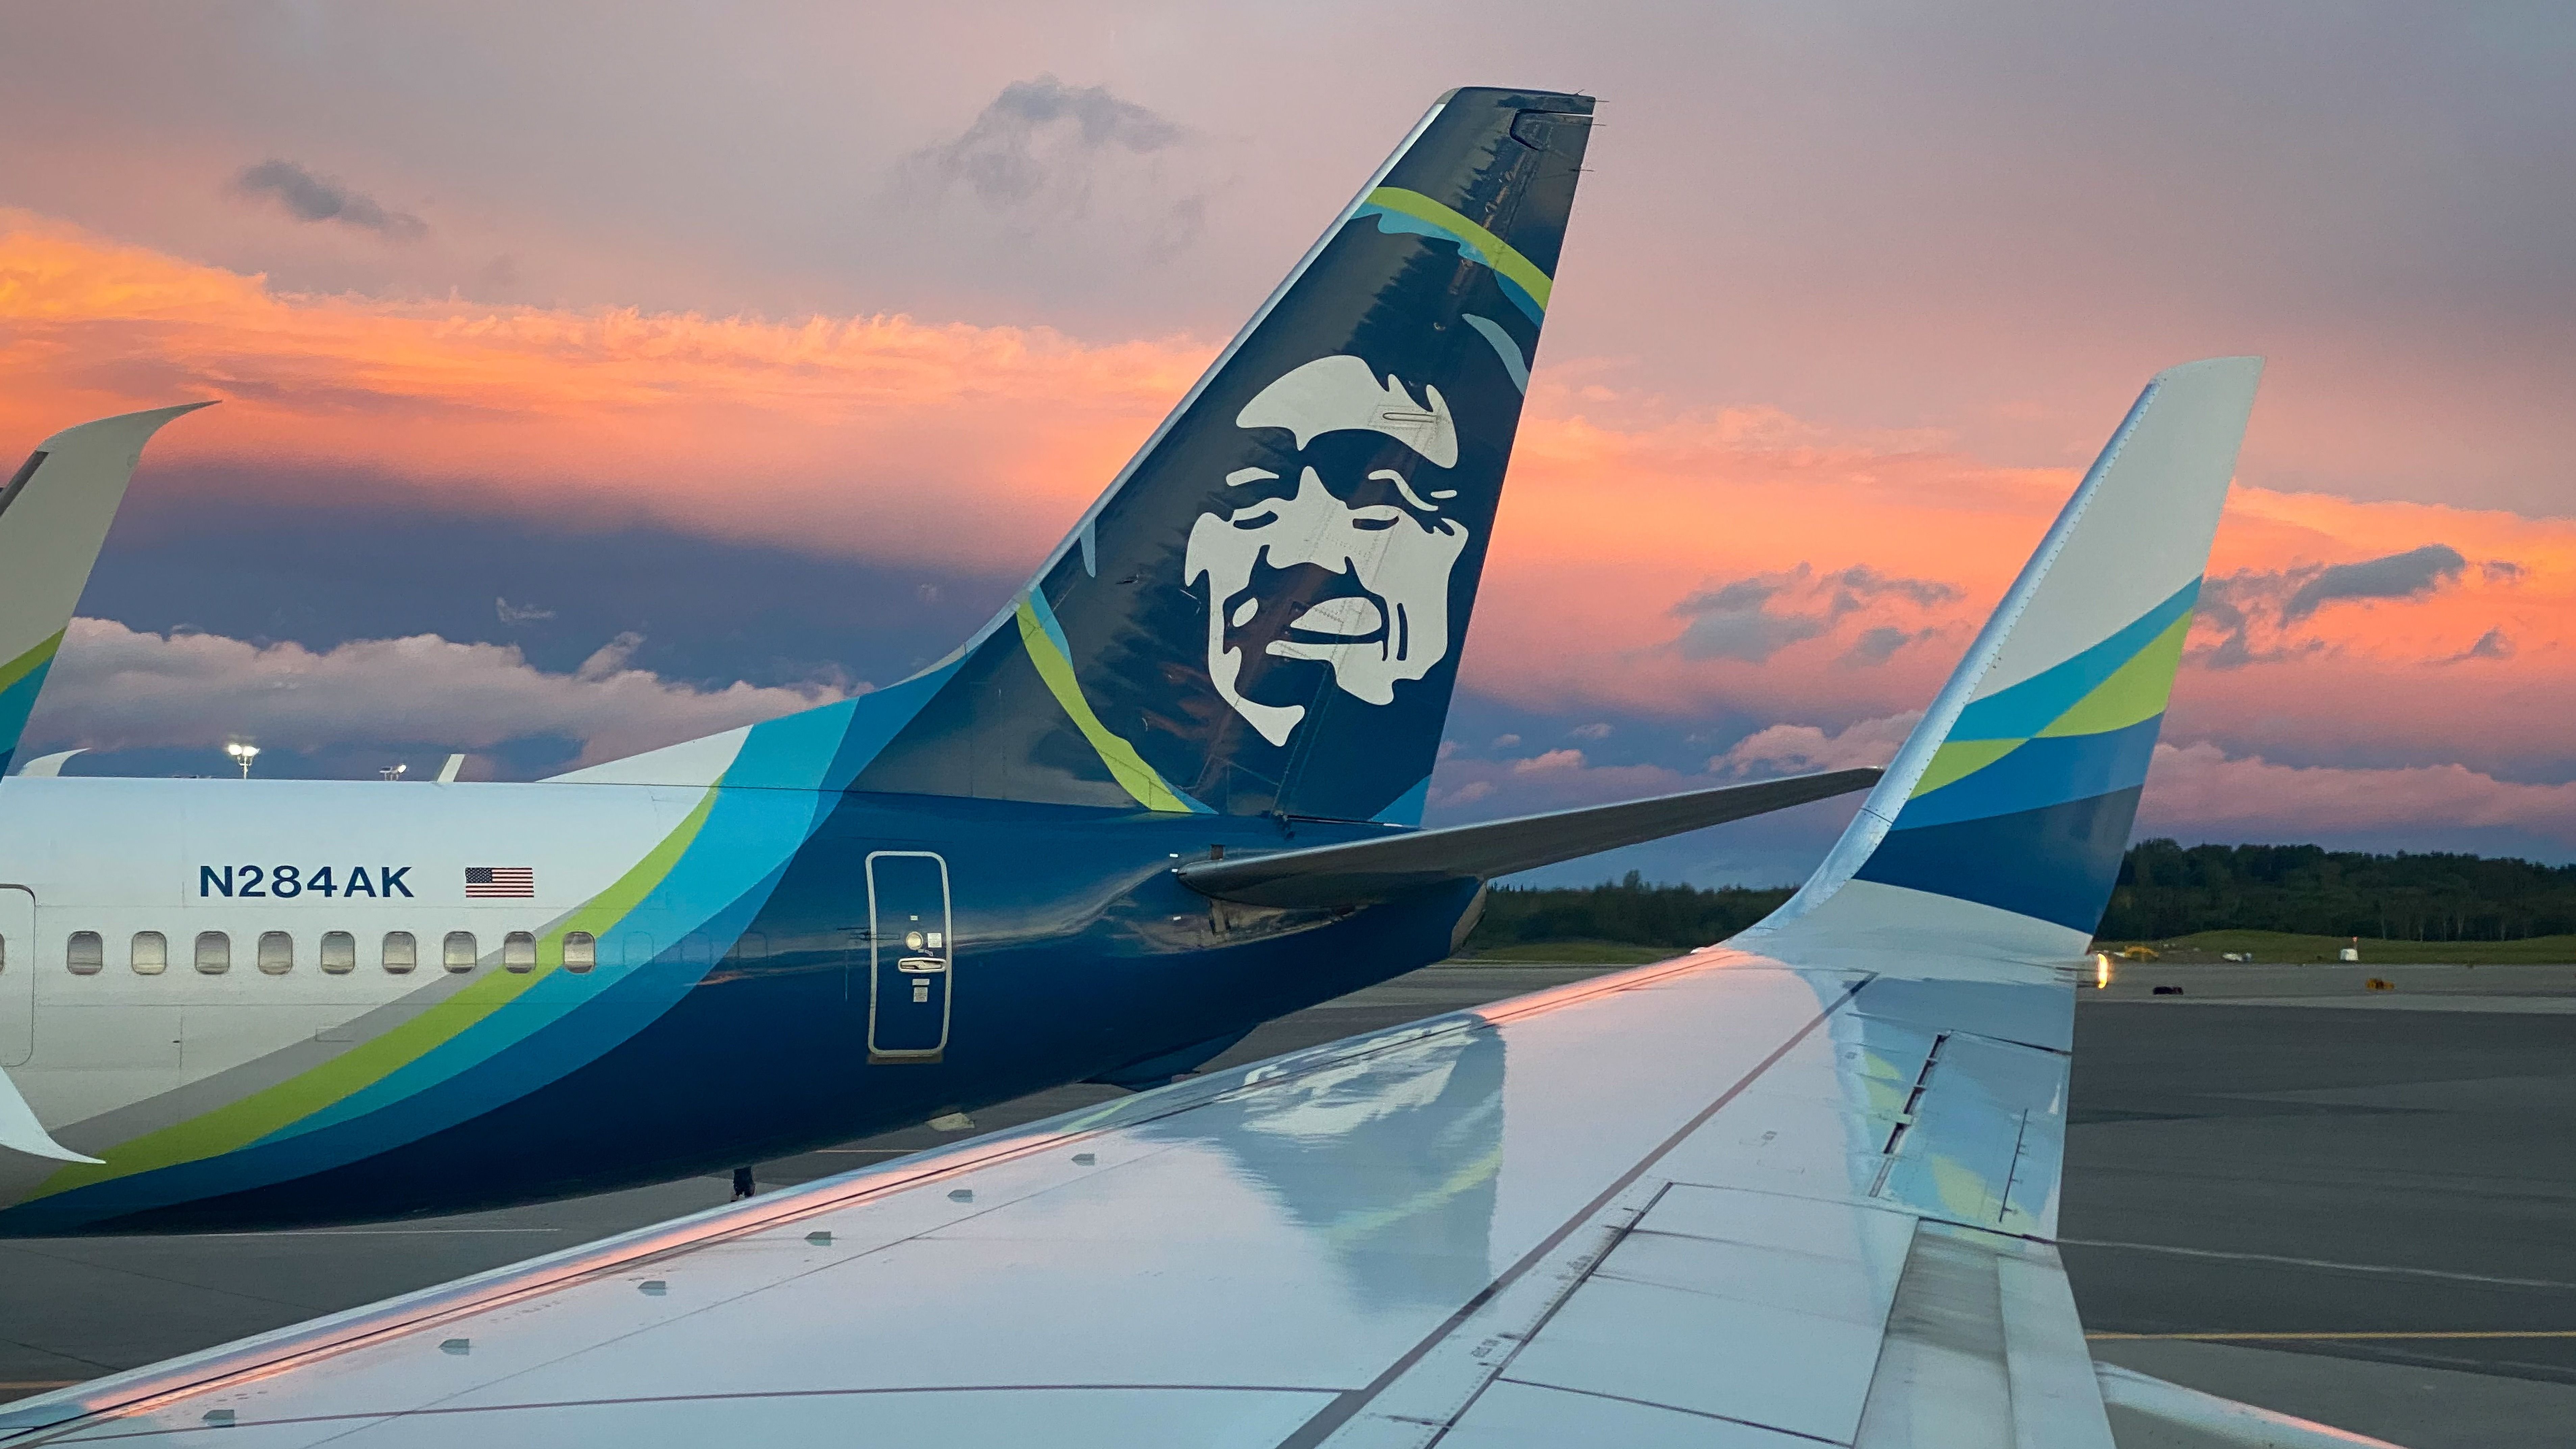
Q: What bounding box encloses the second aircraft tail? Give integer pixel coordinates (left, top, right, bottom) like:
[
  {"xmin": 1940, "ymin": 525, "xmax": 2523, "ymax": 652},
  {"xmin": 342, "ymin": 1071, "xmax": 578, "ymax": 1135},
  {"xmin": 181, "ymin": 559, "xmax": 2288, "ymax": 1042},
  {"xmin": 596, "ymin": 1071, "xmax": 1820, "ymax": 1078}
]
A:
[{"xmin": 0, "ymin": 404, "xmax": 211, "ymax": 776}]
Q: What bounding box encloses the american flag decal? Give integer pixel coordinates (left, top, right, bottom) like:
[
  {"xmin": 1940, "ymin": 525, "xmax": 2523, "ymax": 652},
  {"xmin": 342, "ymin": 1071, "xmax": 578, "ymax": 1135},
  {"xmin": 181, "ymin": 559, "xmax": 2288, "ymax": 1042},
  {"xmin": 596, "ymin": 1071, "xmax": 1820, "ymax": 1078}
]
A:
[{"xmin": 465, "ymin": 866, "xmax": 535, "ymax": 898}]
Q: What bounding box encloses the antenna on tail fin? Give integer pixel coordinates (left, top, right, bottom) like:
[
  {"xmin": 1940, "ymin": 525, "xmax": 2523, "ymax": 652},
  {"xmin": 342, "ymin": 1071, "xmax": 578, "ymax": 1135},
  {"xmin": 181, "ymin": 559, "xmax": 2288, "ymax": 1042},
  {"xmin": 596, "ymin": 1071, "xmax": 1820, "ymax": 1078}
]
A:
[
  {"xmin": 850, "ymin": 88, "xmax": 1595, "ymax": 824},
  {"xmin": 1747, "ymin": 358, "xmax": 2263, "ymax": 961}
]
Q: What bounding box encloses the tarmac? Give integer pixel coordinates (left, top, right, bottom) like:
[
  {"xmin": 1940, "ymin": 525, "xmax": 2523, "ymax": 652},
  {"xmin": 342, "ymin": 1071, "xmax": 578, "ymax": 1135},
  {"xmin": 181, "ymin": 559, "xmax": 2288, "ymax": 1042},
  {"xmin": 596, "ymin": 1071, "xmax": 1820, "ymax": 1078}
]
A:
[
  {"xmin": 2067, "ymin": 962, "xmax": 2576, "ymax": 1447},
  {"xmin": 4, "ymin": 959, "xmax": 2572, "ymax": 1448}
]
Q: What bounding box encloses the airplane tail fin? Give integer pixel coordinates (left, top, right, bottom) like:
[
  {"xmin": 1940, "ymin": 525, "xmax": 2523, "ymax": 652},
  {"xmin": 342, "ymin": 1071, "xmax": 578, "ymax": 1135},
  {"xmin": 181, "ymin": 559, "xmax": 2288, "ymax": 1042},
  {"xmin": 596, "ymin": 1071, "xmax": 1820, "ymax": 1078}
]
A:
[
  {"xmin": 847, "ymin": 88, "xmax": 1594, "ymax": 824},
  {"xmin": 0, "ymin": 403, "xmax": 211, "ymax": 776},
  {"xmin": 1747, "ymin": 358, "xmax": 2262, "ymax": 961}
]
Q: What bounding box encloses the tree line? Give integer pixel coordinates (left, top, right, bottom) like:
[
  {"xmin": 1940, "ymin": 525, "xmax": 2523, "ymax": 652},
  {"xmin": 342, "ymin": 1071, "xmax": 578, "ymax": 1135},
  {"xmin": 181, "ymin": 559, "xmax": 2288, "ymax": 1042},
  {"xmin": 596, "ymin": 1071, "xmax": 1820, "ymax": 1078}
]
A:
[
  {"xmin": 1463, "ymin": 841, "xmax": 2576, "ymax": 951},
  {"xmin": 1468, "ymin": 871, "xmax": 1796, "ymax": 951},
  {"xmin": 2100, "ymin": 839, "xmax": 2576, "ymax": 942}
]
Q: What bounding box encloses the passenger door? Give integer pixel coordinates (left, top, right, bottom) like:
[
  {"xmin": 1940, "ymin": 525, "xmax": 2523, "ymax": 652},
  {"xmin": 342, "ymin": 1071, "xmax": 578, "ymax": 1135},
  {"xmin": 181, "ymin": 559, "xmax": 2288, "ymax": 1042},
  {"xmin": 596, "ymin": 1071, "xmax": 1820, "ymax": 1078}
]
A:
[
  {"xmin": 865, "ymin": 851, "xmax": 952, "ymax": 1063},
  {"xmin": 0, "ymin": 886, "xmax": 33, "ymax": 1067}
]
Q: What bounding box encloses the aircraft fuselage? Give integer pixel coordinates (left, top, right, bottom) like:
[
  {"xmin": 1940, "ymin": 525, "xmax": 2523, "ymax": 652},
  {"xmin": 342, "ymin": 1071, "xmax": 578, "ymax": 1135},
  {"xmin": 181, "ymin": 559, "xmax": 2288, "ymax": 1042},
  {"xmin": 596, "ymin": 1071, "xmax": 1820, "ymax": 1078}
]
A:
[{"xmin": 0, "ymin": 776, "xmax": 1476, "ymax": 1234}]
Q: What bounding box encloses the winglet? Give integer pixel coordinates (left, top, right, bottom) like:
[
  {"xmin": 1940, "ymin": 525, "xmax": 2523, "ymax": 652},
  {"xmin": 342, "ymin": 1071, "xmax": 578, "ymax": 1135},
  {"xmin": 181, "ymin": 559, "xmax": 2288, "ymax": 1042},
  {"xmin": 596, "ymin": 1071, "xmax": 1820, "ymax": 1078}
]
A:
[
  {"xmin": 0, "ymin": 1066, "xmax": 100, "ymax": 1163},
  {"xmin": 0, "ymin": 402, "xmax": 214, "ymax": 774},
  {"xmin": 1747, "ymin": 359, "xmax": 2261, "ymax": 960}
]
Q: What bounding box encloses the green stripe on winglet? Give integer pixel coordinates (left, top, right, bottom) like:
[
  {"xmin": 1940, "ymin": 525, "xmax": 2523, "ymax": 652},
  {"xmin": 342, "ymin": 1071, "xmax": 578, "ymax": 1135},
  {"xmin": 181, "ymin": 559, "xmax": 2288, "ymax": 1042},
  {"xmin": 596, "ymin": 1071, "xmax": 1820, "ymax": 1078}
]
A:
[
  {"xmin": 0, "ymin": 629, "xmax": 62, "ymax": 695},
  {"xmin": 1908, "ymin": 737, "xmax": 2025, "ymax": 799},
  {"xmin": 30, "ymin": 783, "xmax": 724, "ymax": 1201},
  {"xmin": 2036, "ymin": 610, "xmax": 2194, "ymax": 738}
]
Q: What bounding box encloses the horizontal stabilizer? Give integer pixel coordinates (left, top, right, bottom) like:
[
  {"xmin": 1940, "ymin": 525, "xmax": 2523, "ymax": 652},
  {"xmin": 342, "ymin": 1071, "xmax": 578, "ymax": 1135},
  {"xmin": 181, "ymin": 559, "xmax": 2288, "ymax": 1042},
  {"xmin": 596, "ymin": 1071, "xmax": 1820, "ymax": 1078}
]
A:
[{"xmin": 1177, "ymin": 767, "xmax": 1879, "ymax": 908}]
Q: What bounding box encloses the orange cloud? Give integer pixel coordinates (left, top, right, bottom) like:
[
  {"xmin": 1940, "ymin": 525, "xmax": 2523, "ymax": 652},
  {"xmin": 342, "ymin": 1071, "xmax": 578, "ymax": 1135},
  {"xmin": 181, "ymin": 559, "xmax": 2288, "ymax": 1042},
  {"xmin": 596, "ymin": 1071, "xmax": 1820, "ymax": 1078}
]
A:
[
  {"xmin": 0, "ymin": 208, "xmax": 1208, "ymax": 568},
  {"xmin": 8, "ymin": 210, "xmax": 2570, "ymax": 795},
  {"xmin": 1469, "ymin": 390, "xmax": 2576, "ymax": 779}
]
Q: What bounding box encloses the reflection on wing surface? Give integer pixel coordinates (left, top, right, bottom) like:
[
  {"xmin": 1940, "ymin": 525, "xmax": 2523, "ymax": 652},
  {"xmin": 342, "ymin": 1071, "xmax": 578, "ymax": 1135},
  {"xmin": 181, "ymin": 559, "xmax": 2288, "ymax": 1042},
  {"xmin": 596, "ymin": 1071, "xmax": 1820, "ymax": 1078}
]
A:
[{"xmin": 1178, "ymin": 1023, "xmax": 1503, "ymax": 1312}]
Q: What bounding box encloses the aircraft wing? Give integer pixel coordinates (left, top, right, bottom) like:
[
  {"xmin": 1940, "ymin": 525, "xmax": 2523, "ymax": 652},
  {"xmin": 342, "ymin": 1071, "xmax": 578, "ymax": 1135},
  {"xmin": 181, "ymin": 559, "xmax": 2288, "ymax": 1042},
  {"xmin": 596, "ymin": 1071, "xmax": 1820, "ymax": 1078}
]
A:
[
  {"xmin": 1179, "ymin": 767, "xmax": 1881, "ymax": 908},
  {"xmin": 5, "ymin": 361, "xmax": 2338, "ymax": 1446},
  {"xmin": 0, "ymin": 945, "xmax": 2110, "ymax": 1447}
]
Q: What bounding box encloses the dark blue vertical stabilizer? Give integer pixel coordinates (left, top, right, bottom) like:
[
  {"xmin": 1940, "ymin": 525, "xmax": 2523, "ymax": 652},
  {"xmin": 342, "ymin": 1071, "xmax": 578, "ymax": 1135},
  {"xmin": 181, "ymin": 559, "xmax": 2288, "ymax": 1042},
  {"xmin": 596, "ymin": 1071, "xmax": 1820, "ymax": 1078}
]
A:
[{"xmin": 854, "ymin": 88, "xmax": 1593, "ymax": 823}]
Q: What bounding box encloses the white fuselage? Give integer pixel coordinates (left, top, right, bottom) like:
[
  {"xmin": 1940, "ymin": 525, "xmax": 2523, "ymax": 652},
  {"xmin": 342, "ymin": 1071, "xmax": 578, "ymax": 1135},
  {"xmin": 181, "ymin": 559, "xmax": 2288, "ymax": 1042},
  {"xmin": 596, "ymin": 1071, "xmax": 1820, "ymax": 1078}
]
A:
[{"xmin": 0, "ymin": 775, "xmax": 684, "ymax": 1150}]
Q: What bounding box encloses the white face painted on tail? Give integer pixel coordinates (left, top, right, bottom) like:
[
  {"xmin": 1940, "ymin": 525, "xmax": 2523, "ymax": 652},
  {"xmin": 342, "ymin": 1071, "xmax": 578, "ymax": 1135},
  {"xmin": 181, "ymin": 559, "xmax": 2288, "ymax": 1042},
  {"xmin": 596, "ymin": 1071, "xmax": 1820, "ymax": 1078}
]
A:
[{"xmin": 1185, "ymin": 355, "xmax": 1470, "ymax": 746}]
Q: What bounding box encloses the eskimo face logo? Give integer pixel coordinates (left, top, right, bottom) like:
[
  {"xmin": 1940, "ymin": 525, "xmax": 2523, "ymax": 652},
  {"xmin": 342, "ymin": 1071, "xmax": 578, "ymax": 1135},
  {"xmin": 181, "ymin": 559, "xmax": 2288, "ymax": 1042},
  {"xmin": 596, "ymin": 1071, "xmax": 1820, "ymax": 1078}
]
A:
[{"xmin": 1185, "ymin": 355, "xmax": 1470, "ymax": 745}]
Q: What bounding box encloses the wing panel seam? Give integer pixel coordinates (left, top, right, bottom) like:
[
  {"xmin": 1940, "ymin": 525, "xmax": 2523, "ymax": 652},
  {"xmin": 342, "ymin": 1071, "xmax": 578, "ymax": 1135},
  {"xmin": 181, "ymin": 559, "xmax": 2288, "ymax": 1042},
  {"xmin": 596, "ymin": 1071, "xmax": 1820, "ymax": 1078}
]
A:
[
  {"xmin": 1275, "ymin": 976, "xmax": 1871, "ymax": 1449},
  {"xmin": 1484, "ymin": 1378, "xmax": 1846, "ymax": 1444}
]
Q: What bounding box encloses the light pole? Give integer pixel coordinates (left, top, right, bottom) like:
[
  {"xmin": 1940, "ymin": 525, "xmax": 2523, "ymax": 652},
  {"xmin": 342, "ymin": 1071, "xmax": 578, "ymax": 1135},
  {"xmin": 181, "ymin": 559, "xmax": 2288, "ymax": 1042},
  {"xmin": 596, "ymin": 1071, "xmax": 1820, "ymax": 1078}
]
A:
[{"xmin": 224, "ymin": 741, "xmax": 259, "ymax": 780}]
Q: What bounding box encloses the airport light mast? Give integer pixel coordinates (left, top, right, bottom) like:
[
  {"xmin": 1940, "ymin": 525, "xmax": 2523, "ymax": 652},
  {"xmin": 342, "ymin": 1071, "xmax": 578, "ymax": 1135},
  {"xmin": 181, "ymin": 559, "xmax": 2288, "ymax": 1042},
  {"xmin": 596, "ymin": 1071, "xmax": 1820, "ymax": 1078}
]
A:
[{"xmin": 223, "ymin": 741, "xmax": 258, "ymax": 780}]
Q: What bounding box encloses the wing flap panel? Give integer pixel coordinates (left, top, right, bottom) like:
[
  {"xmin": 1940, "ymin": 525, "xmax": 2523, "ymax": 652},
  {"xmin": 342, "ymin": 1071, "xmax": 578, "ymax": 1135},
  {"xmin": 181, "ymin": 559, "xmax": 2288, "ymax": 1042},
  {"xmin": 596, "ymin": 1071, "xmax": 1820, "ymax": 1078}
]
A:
[
  {"xmin": 1492, "ymin": 1185, "xmax": 1913, "ymax": 1443},
  {"xmin": 1999, "ymin": 1252, "xmax": 2121, "ymax": 1449},
  {"xmin": 1855, "ymin": 1221, "xmax": 2014, "ymax": 1447},
  {"xmin": 1852, "ymin": 1221, "xmax": 2117, "ymax": 1449},
  {"xmin": 1646, "ymin": 995, "xmax": 1923, "ymax": 1206},
  {"xmin": 1873, "ymin": 1032, "xmax": 2068, "ymax": 1237}
]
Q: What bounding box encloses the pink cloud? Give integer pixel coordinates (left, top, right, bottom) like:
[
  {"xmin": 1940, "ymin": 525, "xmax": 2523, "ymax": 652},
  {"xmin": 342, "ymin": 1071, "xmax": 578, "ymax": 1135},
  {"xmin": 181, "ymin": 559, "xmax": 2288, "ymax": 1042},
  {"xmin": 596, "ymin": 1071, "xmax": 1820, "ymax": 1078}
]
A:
[
  {"xmin": 11, "ymin": 209, "xmax": 2571, "ymax": 854},
  {"xmin": 2139, "ymin": 743, "xmax": 2576, "ymax": 850}
]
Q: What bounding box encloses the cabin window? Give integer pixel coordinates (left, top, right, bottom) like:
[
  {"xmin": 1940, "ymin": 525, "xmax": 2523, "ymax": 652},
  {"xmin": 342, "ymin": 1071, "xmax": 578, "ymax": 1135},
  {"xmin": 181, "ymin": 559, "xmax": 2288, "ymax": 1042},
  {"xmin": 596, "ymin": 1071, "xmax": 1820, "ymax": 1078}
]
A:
[
  {"xmin": 382, "ymin": 931, "xmax": 417, "ymax": 974},
  {"xmin": 563, "ymin": 931, "xmax": 596, "ymax": 973},
  {"xmin": 731, "ymin": 931, "xmax": 768, "ymax": 962},
  {"xmin": 623, "ymin": 932, "xmax": 655, "ymax": 968},
  {"xmin": 502, "ymin": 931, "xmax": 536, "ymax": 973},
  {"xmin": 443, "ymin": 931, "xmax": 478, "ymax": 972},
  {"xmin": 320, "ymin": 931, "xmax": 356, "ymax": 974},
  {"xmin": 131, "ymin": 931, "xmax": 167, "ymax": 975},
  {"xmin": 257, "ymin": 931, "xmax": 294, "ymax": 975},
  {"xmin": 67, "ymin": 931, "xmax": 103, "ymax": 975},
  {"xmin": 195, "ymin": 931, "xmax": 230, "ymax": 974},
  {"xmin": 679, "ymin": 933, "xmax": 711, "ymax": 966}
]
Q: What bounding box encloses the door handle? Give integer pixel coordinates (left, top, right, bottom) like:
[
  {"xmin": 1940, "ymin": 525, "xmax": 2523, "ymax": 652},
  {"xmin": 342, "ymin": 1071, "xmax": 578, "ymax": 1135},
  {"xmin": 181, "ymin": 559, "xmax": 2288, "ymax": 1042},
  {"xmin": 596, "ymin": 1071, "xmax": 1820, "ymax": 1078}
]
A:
[{"xmin": 895, "ymin": 956, "xmax": 948, "ymax": 975}]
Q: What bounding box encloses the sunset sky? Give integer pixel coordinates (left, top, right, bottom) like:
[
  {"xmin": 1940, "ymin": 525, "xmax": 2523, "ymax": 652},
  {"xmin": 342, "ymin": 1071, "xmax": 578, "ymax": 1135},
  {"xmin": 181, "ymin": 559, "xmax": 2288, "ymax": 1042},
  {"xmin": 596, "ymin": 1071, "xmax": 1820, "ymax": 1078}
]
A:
[{"xmin": 2, "ymin": 4, "xmax": 2569, "ymax": 884}]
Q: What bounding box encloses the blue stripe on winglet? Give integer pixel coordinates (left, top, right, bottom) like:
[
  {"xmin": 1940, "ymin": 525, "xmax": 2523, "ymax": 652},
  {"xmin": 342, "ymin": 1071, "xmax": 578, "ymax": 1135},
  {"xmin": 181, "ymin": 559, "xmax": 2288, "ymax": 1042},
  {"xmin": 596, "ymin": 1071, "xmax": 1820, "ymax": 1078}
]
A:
[{"xmin": 1949, "ymin": 579, "xmax": 2199, "ymax": 742}]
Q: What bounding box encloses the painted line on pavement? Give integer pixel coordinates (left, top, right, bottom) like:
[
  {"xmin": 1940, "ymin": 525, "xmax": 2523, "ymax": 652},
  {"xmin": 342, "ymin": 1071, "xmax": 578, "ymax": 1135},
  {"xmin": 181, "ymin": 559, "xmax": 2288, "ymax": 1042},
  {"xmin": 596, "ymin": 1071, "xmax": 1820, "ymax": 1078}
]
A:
[
  {"xmin": 2060, "ymin": 1238, "xmax": 2576, "ymax": 1292},
  {"xmin": 2091, "ymin": 1330, "xmax": 2576, "ymax": 1342}
]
